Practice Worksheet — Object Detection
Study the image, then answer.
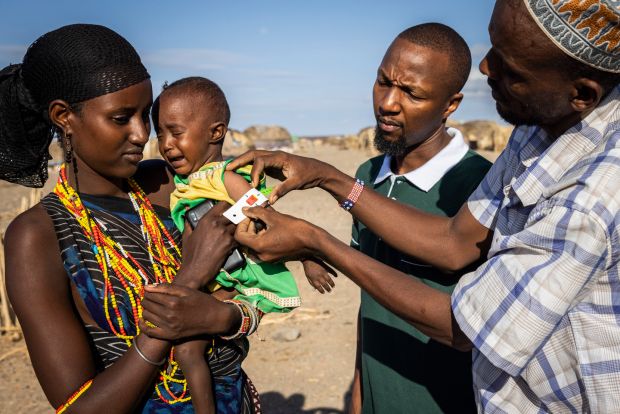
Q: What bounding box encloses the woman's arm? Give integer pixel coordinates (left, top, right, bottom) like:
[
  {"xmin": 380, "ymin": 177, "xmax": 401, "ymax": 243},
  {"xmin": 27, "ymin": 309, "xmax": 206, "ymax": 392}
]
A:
[{"xmin": 5, "ymin": 206, "xmax": 172, "ymax": 413}]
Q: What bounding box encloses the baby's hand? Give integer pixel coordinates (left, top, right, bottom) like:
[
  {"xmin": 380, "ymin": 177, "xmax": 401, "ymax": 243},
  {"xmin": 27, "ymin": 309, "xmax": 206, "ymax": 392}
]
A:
[
  {"xmin": 174, "ymin": 338, "xmax": 210, "ymax": 367},
  {"xmin": 302, "ymin": 258, "xmax": 337, "ymax": 293}
]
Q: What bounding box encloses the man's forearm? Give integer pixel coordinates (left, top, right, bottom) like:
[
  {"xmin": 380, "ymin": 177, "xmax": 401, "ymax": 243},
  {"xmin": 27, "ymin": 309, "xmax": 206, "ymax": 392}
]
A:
[
  {"xmin": 310, "ymin": 226, "xmax": 471, "ymax": 351},
  {"xmin": 319, "ymin": 167, "xmax": 489, "ymax": 272},
  {"xmin": 318, "ymin": 163, "xmax": 357, "ymax": 202}
]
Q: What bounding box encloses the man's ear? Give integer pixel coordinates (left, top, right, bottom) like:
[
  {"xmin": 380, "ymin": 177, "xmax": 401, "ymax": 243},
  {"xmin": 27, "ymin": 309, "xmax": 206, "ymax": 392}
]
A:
[
  {"xmin": 442, "ymin": 93, "xmax": 463, "ymax": 121},
  {"xmin": 209, "ymin": 121, "xmax": 228, "ymax": 144},
  {"xmin": 570, "ymin": 78, "xmax": 604, "ymax": 113},
  {"xmin": 48, "ymin": 99, "xmax": 73, "ymax": 135}
]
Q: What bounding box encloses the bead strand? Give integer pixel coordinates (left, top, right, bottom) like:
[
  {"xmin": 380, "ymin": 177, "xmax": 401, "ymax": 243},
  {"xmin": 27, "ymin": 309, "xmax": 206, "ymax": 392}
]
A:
[{"xmin": 54, "ymin": 164, "xmax": 190, "ymax": 403}]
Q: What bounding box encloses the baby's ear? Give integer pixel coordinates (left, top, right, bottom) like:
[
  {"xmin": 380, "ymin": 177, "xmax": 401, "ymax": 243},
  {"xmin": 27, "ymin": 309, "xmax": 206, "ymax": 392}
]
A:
[{"xmin": 209, "ymin": 121, "xmax": 228, "ymax": 144}]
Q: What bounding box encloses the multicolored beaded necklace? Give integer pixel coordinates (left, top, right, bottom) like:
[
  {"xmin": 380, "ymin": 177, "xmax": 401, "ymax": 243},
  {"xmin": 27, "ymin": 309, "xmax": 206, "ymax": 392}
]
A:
[{"xmin": 54, "ymin": 164, "xmax": 192, "ymax": 404}]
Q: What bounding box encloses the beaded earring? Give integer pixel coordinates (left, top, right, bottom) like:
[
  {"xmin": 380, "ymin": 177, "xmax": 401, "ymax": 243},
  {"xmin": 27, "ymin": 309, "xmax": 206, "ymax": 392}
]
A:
[{"xmin": 63, "ymin": 131, "xmax": 73, "ymax": 164}]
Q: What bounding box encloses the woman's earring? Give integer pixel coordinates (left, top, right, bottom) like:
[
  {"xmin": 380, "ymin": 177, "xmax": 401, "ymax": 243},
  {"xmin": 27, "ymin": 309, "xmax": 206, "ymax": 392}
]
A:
[{"xmin": 63, "ymin": 131, "xmax": 73, "ymax": 164}]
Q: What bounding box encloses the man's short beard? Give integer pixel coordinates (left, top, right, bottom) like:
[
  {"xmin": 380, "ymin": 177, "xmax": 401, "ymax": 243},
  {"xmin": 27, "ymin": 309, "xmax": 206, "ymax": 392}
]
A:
[
  {"xmin": 495, "ymin": 93, "xmax": 567, "ymax": 128},
  {"xmin": 373, "ymin": 126, "xmax": 408, "ymax": 157},
  {"xmin": 496, "ymin": 103, "xmax": 546, "ymax": 127}
]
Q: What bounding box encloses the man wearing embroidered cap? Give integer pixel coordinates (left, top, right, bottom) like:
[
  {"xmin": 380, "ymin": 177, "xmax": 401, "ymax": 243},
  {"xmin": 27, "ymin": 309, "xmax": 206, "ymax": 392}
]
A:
[{"xmin": 231, "ymin": 0, "xmax": 620, "ymax": 412}]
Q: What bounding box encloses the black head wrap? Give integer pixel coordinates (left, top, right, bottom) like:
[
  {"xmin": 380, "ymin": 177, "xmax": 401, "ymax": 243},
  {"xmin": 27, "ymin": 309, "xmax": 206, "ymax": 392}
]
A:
[{"xmin": 0, "ymin": 24, "xmax": 150, "ymax": 187}]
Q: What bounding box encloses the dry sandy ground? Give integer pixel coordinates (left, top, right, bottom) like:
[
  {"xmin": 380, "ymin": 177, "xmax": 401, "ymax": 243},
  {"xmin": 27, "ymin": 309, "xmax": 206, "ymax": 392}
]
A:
[{"xmin": 0, "ymin": 146, "xmax": 369, "ymax": 413}]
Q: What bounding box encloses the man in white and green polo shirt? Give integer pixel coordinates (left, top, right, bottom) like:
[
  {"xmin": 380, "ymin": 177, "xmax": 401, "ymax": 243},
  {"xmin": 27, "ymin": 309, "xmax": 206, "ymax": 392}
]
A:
[{"xmin": 348, "ymin": 24, "xmax": 491, "ymax": 414}]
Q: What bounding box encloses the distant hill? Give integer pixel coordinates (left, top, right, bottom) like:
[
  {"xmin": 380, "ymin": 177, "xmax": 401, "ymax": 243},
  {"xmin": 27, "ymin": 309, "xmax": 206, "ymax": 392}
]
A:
[{"xmin": 137, "ymin": 120, "xmax": 513, "ymax": 161}]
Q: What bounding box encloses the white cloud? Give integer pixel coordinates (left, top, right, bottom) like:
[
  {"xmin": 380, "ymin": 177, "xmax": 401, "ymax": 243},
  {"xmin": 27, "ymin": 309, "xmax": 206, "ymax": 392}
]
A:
[
  {"xmin": 237, "ymin": 95, "xmax": 367, "ymax": 112},
  {"xmin": 467, "ymin": 69, "xmax": 487, "ymax": 82},
  {"xmin": 142, "ymin": 48, "xmax": 251, "ymax": 71},
  {"xmin": 458, "ymin": 43, "xmax": 492, "ymax": 97},
  {"xmin": 234, "ymin": 68, "xmax": 303, "ymax": 79},
  {"xmin": 0, "ymin": 44, "xmax": 27, "ymax": 64},
  {"xmin": 470, "ymin": 43, "xmax": 490, "ymax": 59},
  {"xmin": 462, "ymin": 69, "xmax": 491, "ymax": 98}
]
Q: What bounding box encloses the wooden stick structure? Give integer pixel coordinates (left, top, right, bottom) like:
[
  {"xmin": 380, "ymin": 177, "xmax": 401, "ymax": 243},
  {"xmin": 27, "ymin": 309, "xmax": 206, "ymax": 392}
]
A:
[
  {"xmin": 1, "ymin": 188, "xmax": 41, "ymax": 338},
  {"xmin": 0, "ymin": 238, "xmax": 12, "ymax": 333}
]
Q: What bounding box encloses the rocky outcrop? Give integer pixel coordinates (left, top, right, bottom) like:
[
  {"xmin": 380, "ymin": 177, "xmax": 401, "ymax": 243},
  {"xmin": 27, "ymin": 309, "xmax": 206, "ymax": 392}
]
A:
[
  {"xmin": 241, "ymin": 125, "xmax": 293, "ymax": 151},
  {"xmin": 321, "ymin": 127, "xmax": 379, "ymax": 155},
  {"xmin": 350, "ymin": 121, "xmax": 511, "ymax": 154},
  {"xmin": 292, "ymin": 120, "xmax": 513, "ymax": 156},
  {"xmin": 143, "ymin": 138, "xmax": 162, "ymax": 160},
  {"xmin": 222, "ymin": 129, "xmax": 254, "ymax": 157},
  {"xmin": 293, "ymin": 138, "xmax": 316, "ymax": 152},
  {"xmin": 357, "ymin": 127, "xmax": 379, "ymax": 155},
  {"xmin": 453, "ymin": 120, "xmax": 512, "ymax": 152},
  {"xmin": 243, "ymin": 125, "xmax": 292, "ymax": 143}
]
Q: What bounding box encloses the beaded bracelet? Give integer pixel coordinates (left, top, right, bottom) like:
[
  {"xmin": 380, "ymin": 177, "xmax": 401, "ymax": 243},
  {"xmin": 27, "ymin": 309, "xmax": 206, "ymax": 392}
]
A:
[
  {"xmin": 340, "ymin": 178, "xmax": 365, "ymax": 211},
  {"xmin": 56, "ymin": 378, "xmax": 93, "ymax": 414},
  {"xmin": 133, "ymin": 337, "xmax": 166, "ymax": 366},
  {"xmin": 221, "ymin": 299, "xmax": 261, "ymax": 340}
]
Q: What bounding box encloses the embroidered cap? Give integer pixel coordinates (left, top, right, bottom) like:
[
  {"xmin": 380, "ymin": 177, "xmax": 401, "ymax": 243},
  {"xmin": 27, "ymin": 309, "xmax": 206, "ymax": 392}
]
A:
[{"xmin": 524, "ymin": 0, "xmax": 620, "ymax": 73}]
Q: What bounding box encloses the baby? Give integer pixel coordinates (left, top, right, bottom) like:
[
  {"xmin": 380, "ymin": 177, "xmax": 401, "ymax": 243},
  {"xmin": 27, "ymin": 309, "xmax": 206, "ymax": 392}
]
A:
[{"xmin": 153, "ymin": 77, "xmax": 334, "ymax": 413}]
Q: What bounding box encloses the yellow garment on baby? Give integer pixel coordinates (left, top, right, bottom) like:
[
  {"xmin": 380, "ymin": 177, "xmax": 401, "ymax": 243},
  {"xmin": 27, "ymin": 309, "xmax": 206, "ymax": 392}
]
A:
[
  {"xmin": 168, "ymin": 160, "xmax": 301, "ymax": 315},
  {"xmin": 170, "ymin": 161, "xmax": 237, "ymax": 214}
]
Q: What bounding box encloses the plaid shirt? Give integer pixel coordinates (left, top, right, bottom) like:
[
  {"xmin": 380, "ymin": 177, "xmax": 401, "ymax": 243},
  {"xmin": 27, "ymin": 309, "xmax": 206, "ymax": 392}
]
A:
[{"xmin": 452, "ymin": 85, "xmax": 620, "ymax": 413}]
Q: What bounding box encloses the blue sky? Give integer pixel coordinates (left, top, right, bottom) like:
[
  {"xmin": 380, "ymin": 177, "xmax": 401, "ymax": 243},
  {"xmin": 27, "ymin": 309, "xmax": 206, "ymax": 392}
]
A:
[{"xmin": 1, "ymin": 0, "xmax": 499, "ymax": 136}]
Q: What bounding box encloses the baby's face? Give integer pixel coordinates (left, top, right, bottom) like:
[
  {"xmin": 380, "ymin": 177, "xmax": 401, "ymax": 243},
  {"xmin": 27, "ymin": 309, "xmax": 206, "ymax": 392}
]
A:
[{"xmin": 155, "ymin": 94, "xmax": 212, "ymax": 175}]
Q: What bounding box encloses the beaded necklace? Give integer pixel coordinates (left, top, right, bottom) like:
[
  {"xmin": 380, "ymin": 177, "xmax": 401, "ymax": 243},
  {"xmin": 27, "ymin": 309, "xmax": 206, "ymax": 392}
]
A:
[{"xmin": 54, "ymin": 164, "xmax": 192, "ymax": 404}]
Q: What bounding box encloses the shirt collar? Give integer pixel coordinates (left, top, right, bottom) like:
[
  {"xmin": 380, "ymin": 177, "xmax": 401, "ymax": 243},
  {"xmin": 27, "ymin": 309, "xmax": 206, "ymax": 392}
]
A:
[
  {"xmin": 373, "ymin": 127, "xmax": 470, "ymax": 192},
  {"xmin": 512, "ymin": 84, "xmax": 620, "ymax": 206}
]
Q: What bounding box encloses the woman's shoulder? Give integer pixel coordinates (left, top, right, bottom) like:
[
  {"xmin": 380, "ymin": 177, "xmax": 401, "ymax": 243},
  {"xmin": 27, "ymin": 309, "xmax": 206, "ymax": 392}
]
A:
[
  {"xmin": 4, "ymin": 202, "xmax": 65, "ymax": 291},
  {"xmin": 5, "ymin": 203, "xmax": 57, "ymax": 251},
  {"xmin": 134, "ymin": 159, "xmax": 176, "ymax": 208},
  {"xmin": 134, "ymin": 159, "xmax": 173, "ymax": 183}
]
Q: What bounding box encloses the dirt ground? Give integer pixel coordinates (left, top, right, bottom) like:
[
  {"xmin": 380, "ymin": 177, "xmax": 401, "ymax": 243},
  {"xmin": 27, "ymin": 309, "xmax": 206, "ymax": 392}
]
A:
[{"xmin": 0, "ymin": 146, "xmax": 369, "ymax": 413}]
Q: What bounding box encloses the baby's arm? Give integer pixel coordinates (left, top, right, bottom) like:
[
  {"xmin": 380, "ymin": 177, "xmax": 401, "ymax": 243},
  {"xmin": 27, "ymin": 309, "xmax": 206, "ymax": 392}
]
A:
[
  {"xmin": 176, "ymin": 210, "xmax": 244, "ymax": 413},
  {"xmin": 223, "ymin": 170, "xmax": 338, "ymax": 292},
  {"xmin": 222, "ymin": 170, "xmax": 256, "ymax": 203},
  {"xmin": 173, "ymin": 290, "xmax": 239, "ymax": 413},
  {"xmin": 174, "ymin": 340, "xmax": 215, "ymax": 414},
  {"xmin": 174, "ymin": 288, "xmax": 247, "ymax": 413}
]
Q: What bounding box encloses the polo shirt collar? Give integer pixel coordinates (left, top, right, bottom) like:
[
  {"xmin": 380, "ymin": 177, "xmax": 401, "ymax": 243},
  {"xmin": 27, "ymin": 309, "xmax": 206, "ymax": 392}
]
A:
[
  {"xmin": 373, "ymin": 127, "xmax": 470, "ymax": 192},
  {"xmin": 512, "ymin": 84, "xmax": 620, "ymax": 206}
]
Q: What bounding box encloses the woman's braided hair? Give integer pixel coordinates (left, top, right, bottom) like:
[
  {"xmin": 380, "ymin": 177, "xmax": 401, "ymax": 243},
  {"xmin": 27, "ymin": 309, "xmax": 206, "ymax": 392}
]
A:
[{"xmin": 0, "ymin": 24, "xmax": 150, "ymax": 187}]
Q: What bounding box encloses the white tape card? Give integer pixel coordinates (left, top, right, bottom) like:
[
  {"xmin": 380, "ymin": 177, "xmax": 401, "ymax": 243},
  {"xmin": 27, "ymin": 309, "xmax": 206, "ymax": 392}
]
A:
[{"xmin": 223, "ymin": 188, "xmax": 269, "ymax": 224}]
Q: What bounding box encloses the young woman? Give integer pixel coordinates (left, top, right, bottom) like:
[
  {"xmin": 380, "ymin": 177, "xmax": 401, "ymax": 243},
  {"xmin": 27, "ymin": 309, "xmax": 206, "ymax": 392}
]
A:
[{"xmin": 1, "ymin": 24, "xmax": 260, "ymax": 413}]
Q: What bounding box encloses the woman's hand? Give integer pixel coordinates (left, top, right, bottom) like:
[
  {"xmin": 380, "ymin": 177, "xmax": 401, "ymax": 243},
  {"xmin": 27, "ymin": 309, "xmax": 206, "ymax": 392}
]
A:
[
  {"xmin": 226, "ymin": 150, "xmax": 336, "ymax": 204},
  {"xmin": 175, "ymin": 201, "xmax": 237, "ymax": 290},
  {"xmin": 234, "ymin": 206, "xmax": 323, "ymax": 262},
  {"xmin": 140, "ymin": 284, "xmax": 238, "ymax": 340}
]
